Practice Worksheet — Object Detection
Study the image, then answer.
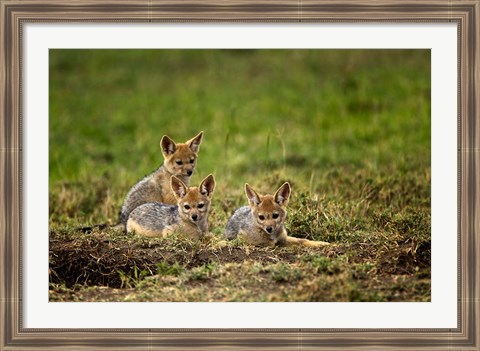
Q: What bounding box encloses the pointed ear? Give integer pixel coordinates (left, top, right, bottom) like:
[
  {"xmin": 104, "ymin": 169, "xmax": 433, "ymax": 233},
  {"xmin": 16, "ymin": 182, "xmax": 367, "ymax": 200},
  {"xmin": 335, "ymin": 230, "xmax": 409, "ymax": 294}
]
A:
[
  {"xmin": 245, "ymin": 183, "xmax": 261, "ymax": 207},
  {"xmin": 199, "ymin": 174, "xmax": 215, "ymax": 197},
  {"xmin": 170, "ymin": 176, "xmax": 188, "ymax": 199},
  {"xmin": 160, "ymin": 135, "xmax": 177, "ymax": 156},
  {"xmin": 186, "ymin": 131, "xmax": 203, "ymax": 153},
  {"xmin": 274, "ymin": 182, "xmax": 291, "ymax": 207}
]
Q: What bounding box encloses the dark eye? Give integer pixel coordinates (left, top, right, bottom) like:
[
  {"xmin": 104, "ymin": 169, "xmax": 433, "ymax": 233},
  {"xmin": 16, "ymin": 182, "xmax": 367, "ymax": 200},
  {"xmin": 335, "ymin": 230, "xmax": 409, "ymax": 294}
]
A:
[
  {"xmin": 272, "ymin": 213, "xmax": 279, "ymax": 219},
  {"xmin": 184, "ymin": 204, "xmax": 190, "ymax": 210},
  {"xmin": 176, "ymin": 160, "xmax": 183, "ymax": 165},
  {"xmin": 258, "ymin": 215, "xmax": 265, "ymax": 221},
  {"xmin": 190, "ymin": 159, "xmax": 195, "ymax": 164},
  {"xmin": 198, "ymin": 203, "xmax": 204, "ymax": 209}
]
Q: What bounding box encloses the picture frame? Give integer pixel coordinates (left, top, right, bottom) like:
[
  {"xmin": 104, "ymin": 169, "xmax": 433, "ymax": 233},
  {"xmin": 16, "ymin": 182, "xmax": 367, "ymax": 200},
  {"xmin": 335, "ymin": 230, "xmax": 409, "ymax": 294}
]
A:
[{"xmin": 1, "ymin": 0, "xmax": 478, "ymax": 350}]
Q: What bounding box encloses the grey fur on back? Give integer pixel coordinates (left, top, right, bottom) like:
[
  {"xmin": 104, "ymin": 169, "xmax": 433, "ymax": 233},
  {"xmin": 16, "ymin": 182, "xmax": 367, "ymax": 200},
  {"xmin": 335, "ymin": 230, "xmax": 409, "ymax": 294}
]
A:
[
  {"xmin": 119, "ymin": 167, "xmax": 160, "ymax": 224},
  {"xmin": 225, "ymin": 206, "xmax": 255, "ymax": 240},
  {"xmin": 119, "ymin": 165, "xmax": 189, "ymax": 224},
  {"xmin": 127, "ymin": 202, "xmax": 179, "ymax": 231}
]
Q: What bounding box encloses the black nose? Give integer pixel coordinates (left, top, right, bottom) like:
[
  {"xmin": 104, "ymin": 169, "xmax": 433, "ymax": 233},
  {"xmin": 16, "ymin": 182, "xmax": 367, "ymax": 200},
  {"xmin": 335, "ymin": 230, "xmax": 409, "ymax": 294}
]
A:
[
  {"xmin": 187, "ymin": 170, "xmax": 193, "ymax": 176},
  {"xmin": 266, "ymin": 226, "xmax": 273, "ymax": 233},
  {"xmin": 191, "ymin": 214, "xmax": 198, "ymax": 221}
]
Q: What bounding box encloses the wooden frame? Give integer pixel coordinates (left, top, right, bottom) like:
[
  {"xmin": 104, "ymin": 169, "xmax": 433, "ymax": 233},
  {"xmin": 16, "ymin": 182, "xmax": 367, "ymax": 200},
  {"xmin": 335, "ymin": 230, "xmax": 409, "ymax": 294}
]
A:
[{"xmin": 1, "ymin": 0, "xmax": 479, "ymax": 350}]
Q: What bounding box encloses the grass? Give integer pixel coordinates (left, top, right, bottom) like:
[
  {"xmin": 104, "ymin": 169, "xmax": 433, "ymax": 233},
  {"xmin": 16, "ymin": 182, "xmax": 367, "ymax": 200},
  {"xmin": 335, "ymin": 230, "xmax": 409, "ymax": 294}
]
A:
[{"xmin": 49, "ymin": 49, "xmax": 431, "ymax": 302}]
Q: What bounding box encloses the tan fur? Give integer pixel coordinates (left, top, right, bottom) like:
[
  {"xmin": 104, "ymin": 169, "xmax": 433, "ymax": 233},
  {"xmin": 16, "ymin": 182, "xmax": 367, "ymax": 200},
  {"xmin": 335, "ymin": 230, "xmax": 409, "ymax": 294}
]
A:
[
  {"xmin": 149, "ymin": 171, "xmax": 178, "ymax": 205},
  {"xmin": 170, "ymin": 176, "xmax": 214, "ymax": 240},
  {"xmin": 157, "ymin": 132, "xmax": 204, "ymax": 204},
  {"xmin": 228, "ymin": 183, "xmax": 329, "ymax": 248},
  {"xmin": 127, "ymin": 220, "xmax": 204, "ymax": 239},
  {"xmin": 285, "ymin": 236, "xmax": 330, "ymax": 248},
  {"xmin": 126, "ymin": 219, "xmax": 167, "ymax": 237},
  {"xmin": 126, "ymin": 174, "xmax": 215, "ymax": 240},
  {"xmin": 237, "ymin": 227, "xmax": 286, "ymax": 247},
  {"xmin": 119, "ymin": 131, "xmax": 203, "ymax": 226}
]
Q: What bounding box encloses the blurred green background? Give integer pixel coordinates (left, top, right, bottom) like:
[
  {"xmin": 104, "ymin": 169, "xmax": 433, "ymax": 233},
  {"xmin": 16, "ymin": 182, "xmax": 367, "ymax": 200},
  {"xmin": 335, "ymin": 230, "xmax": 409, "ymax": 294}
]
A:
[{"xmin": 49, "ymin": 49, "xmax": 430, "ymax": 228}]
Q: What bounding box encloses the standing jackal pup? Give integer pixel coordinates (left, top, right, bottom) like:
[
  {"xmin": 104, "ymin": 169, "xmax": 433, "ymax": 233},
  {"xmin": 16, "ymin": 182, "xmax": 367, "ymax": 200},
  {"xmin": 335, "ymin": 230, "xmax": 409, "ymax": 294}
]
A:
[
  {"xmin": 119, "ymin": 131, "xmax": 203, "ymax": 227},
  {"xmin": 127, "ymin": 174, "xmax": 215, "ymax": 239},
  {"xmin": 225, "ymin": 183, "xmax": 329, "ymax": 248}
]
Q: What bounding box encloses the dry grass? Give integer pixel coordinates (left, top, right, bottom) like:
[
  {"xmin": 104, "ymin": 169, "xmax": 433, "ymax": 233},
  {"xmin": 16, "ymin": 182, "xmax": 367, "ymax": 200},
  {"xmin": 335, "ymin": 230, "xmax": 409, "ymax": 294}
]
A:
[{"xmin": 49, "ymin": 222, "xmax": 430, "ymax": 302}]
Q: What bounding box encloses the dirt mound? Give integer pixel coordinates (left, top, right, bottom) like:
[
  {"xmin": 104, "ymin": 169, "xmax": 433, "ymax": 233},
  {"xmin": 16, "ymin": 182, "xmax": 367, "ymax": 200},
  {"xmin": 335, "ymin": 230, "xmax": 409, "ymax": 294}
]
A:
[{"xmin": 49, "ymin": 229, "xmax": 300, "ymax": 288}]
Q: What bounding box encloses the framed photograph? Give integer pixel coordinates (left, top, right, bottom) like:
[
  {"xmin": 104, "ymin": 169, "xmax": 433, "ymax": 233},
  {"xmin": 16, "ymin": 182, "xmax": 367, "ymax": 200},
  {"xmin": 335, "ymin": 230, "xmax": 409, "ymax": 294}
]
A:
[{"xmin": 1, "ymin": 0, "xmax": 479, "ymax": 350}]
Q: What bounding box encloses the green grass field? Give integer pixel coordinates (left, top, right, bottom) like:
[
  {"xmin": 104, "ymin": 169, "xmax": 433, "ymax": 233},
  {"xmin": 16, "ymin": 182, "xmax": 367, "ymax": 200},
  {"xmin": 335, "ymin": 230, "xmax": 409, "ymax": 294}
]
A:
[{"xmin": 49, "ymin": 49, "xmax": 431, "ymax": 302}]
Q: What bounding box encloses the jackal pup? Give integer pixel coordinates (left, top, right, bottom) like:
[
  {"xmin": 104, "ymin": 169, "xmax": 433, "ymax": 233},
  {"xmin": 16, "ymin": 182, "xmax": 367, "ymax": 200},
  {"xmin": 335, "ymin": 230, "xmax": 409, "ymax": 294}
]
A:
[
  {"xmin": 119, "ymin": 131, "xmax": 203, "ymax": 227},
  {"xmin": 225, "ymin": 182, "xmax": 329, "ymax": 247},
  {"xmin": 126, "ymin": 174, "xmax": 215, "ymax": 239}
]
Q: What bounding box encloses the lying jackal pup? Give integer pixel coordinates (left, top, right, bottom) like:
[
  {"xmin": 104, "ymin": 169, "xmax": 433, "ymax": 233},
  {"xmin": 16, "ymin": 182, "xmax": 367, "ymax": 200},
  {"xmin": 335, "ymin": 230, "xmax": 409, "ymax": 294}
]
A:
[
  {"xmin": 225, "ymin": 182, "xmax": 329, "ymax": 247},
  {"xmin": 119, "ymin": 131, "xmax": 203, "ymax": 227},
  {"xmin": 126, "ymin": 174, "xmax": 215, "ymax": 239}
]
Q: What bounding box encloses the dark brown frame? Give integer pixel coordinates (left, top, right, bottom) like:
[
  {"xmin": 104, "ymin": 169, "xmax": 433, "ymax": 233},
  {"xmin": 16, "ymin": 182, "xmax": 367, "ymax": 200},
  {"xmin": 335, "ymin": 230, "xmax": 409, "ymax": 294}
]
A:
[{"xmin": 1, "ymin": 0, "xmax": 479, "ymax": 350}]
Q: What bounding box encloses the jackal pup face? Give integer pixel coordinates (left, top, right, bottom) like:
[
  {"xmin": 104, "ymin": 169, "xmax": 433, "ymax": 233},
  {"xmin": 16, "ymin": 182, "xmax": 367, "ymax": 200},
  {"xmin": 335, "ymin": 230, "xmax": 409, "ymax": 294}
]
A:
[
  {"xmin": 161, "ymin": 131, "xmax": 203, "ymax": 179},
  {"xmin": 171, "ymin": 174, "xmax": 215, "ymax": 224},
  {"xmin": 245, "ymin": 182, "xmax": 291, "ymax": 237}
]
